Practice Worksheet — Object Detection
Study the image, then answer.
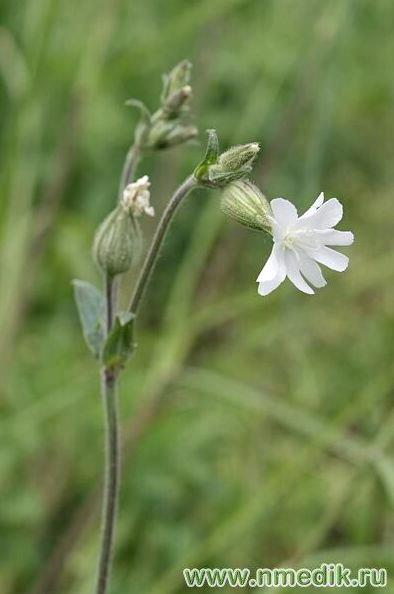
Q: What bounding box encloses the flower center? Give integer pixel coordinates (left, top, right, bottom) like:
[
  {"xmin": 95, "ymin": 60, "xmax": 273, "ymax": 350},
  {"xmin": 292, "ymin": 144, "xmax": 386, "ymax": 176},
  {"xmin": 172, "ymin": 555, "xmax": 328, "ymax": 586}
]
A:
[
  {"xmin": 282, "ymin": 229, "xmax": 320, "ymax": 251},
  {"xmin": 283, "ymin": 233, "xmax": 296, "ymax": 248}
]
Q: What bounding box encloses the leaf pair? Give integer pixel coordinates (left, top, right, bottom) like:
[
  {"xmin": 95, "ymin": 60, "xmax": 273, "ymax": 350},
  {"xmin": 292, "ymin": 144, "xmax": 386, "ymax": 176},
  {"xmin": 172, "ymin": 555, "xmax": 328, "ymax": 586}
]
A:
[{"xmin": 72, "ymin": 280, "xmax": 135, "ymax": 371}]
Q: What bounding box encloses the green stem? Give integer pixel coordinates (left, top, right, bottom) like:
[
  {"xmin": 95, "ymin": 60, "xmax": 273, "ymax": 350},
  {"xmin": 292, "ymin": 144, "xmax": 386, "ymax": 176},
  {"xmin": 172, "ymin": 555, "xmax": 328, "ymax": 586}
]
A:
[
  {"xmin": 96, "ymin": 175, "xmax": 198, "ymax": 593},
  {"xmin": 96, "ymin": 275, "xmax": 120, "ymax": 594},
  {"xmin": 128, "ymin": 175, "xmax": 198, "ymax": 315},
  {"xmin": 118, "ymin": 143, "xmax": 141, "ymax": 200},
  {"xmin": 104, "ymin": 274, "xmax": 115, "ymax": 333}
]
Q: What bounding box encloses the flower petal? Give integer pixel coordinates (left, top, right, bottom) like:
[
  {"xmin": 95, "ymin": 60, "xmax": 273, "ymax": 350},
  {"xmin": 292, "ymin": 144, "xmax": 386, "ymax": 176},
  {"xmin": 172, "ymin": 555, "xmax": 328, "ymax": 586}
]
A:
[
  {"xmin": 298, "ymin": 252, "xmax": 327, "ymax": 288},
  {"xmin": 258, "ymin": 268, "xmax": 286, "ymax": 296},
  {"xmin": 300, "ymin": 198, "xmax": 343, "ymax": 229},
  {"xmin": 284, "ymin": 250, "xmax": 314, "ymax": 294},
  {"xmin": 258, "ymin": 275, "xmax": 285, "ymax": 296},
  {"xmin": 310, "ymin": 246, "xmax": 349, "ymax": 271},
  {"xmin": 270, "ymin": 198, "xmax": 298, "ymax": 229},
  {"xmin": 256, "ymin": 244, "xmax": 282, "ymax": 282},
  {"xmin": 316, "ymin": 229, "xmax": 354, "ymax": 246},
  {"xmin": 301, "ymin": 192, "xmax": 325, "ymax": 218}
]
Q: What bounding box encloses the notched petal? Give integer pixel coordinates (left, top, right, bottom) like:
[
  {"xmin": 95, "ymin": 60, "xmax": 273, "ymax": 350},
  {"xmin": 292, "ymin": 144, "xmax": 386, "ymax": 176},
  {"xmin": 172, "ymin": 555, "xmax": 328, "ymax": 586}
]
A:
[
  {"xmin": 302, "ymin": 198, "xmax": 343, "ymax": 229},
  {"xmin": 311, "ymin": 246, "xmax": 349, "ymax": 272},
  {"xmin": 284, "ymin": 251, "xmax": 315, "ymax": 294},
  {"xmin": 317, "ymin": 229, "xmax": 354, "ymax": 246},
  {"xmin": 270, "ymin": 198, "xmax": 298, "ymax": 229}
]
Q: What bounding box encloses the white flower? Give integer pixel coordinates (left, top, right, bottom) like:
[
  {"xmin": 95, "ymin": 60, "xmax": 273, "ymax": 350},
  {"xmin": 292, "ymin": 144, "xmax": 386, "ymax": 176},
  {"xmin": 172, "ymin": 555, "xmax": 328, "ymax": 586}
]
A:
[
  {"xmin": 257, "ymin": 193, "xmax": 354, "ymax": 296},
  {"xmin": 121, "ymin": 175, "xmax": 154, "ymax": 217}
]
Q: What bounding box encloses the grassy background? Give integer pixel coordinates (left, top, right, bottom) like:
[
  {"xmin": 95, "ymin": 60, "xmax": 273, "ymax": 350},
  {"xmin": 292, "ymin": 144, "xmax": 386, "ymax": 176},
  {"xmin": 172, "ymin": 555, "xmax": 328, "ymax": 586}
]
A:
[{"xmin": 1, "ymin": 0, "xmax": 394, "ymax": 592}]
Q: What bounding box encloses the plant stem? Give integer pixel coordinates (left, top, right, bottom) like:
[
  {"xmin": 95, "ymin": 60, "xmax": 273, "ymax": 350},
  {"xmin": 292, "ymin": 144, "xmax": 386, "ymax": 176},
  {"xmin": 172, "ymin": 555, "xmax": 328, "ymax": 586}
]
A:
[
  {"xmin": 96, "ymin": 175, "xmax": 197, "ymax": 593},
  {"xmin": 105, "ymin": 274, "xmax": 115, "ymax": 332},
  {"xmin": 128, "ymin": 175, "xmax": 198, "ymax": 315},
  {"xmin": 118, "ymin": 143, "xmax": 141, "ymax": 200},
  {"xmin": 95, "ymin": 134, "xmax": 142, "ymax": 594},
  {"xmin": 96, "ymin": 275, "xmax": 120, "ymax": 594}
]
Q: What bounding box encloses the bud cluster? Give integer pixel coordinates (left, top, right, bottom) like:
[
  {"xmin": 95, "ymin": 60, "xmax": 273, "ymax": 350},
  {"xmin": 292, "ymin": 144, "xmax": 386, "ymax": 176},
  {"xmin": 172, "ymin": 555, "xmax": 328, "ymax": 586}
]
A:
[{"xmin": 129, "ymin": 61, "xmax": 198, "ymax": 151}]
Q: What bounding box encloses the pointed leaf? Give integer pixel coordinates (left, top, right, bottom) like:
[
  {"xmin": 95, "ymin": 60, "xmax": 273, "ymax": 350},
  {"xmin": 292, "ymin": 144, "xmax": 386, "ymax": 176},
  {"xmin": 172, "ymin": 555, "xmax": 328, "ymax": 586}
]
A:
[
  {"xmin": 193, "ymin": 129, "xmax": 220, "ymax": 183},
  {"xmin": 102, "ymin": 312, "xmax": 136, "ymax": 370},
  {"xmin": 203, "ymin": 129, "xmax": 219, "ymax": 164},
  {"xmin": 72, "ymin": 280, "xmax": 105, "ymax": 358}
]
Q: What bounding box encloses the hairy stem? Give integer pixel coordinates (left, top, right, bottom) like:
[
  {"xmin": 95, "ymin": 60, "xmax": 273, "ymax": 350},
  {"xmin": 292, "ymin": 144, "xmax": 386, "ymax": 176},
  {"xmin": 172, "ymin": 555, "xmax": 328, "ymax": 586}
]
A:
[
  {"xmin": 118, "ymin": 143, "xmax": 141, "ymax": 200},
  {"xmin": 128, "ymin": 175, "xmax": 198, "ymax": 315},
  {"xmin": 96, "ymin": 275, "xmax": 120, "ymax": 594},
  {"xmin": 104, "ymin": 274, "xmax": 115, "ymax": 333},
  {"xmin": 96, "ymin": 175, "xmax": 197, "ymax": 593}
]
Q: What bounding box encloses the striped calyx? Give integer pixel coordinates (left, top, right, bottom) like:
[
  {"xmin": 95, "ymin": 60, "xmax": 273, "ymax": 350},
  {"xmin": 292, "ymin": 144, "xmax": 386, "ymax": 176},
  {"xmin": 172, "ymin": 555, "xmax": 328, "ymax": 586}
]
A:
[{"xmin": 220, "ymin": 180, "xmax": 272, "ymax": 232}]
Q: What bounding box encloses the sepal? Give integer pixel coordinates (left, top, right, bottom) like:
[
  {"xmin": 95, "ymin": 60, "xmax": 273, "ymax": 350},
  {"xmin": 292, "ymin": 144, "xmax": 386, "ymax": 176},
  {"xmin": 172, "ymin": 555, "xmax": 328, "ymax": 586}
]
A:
[{"xmin": 220, "ymin": 180, "xmax": 272, "ymax": 232}]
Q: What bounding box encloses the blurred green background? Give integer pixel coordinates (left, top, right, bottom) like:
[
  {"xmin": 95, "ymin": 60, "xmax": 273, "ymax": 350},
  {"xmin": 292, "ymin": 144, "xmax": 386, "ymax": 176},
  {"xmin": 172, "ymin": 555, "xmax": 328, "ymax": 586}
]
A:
[{"xmin": 1, "ymin": 0, "xmax": 393, "ymax": 592}]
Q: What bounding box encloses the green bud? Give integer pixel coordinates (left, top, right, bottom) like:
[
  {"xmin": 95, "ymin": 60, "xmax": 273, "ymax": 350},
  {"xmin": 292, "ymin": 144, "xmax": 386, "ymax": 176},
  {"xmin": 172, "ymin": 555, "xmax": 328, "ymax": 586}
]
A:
[
  {"xmin": 162, "ymin": 85, "xmax": 192, "ymax": 118},
  {"xmin": 127, "ymin": 61, "xmax": 197, "ymax": 155},
  {"xmin": 93, "ymin": 206, "xmax": 142, "ymax": 277},
  {"xmin": 194, "ymin": 130, "xmax": 261, "ymax": 188},
  {"xmin": 161, "ymin": 60, "xmax": 192, "ymax": 102},
  {"xmin": 136, "ymin": 60, "xmax": 198, "ymax": 151},
  {"xmin": 146, "ymin": 120, "xmax": 198, "ymax": 149},
  {"xmin": 163, "ymin": 123, "xmax": 198, "ymax": 147},
  {"xmin": 218, "ymin": 143, "xmax": 260, "ymax": 172},
  {"xmin": 220, "ymin": 180, "xmax": 272, "ymax": 232}
]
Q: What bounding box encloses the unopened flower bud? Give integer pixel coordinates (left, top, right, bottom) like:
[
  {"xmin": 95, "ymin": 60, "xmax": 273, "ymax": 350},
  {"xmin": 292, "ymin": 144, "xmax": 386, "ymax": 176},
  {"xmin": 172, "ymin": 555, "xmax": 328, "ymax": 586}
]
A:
[
  {"xmin": 162, "ymin": 85, "xmax": 192, "ymax": 117},
  {"xmin": 163, "ymin": 123, "xmax": 198, "ymax": 147},
  {"xmin": 220, "ymin": 180, "xmax": 272, "ymax": 232},
  {"xmin": 194, "ymin": 130, "xmax": 261, "ymax": 188},
  {"xmin": 147, "ymin": 120, "xmax": 198, "ymax": 149},
  {"xmin": 218, "ymin": 143, "xmax": 260, "ymax": 172},
  {"xmin": 162, "ymin": 60, "xmax": 192, "ymax": 101}
]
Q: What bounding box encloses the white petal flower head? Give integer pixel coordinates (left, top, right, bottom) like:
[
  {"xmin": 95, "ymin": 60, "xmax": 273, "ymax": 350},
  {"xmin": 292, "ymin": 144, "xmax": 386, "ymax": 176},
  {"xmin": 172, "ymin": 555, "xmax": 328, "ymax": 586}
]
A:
[
  {"xmin": 121, "ymin": 175, "xmax": 155, "ymax": 217},
  {"xmin": 257, "ymin": 193, "xmax": 354, "ymax": 296}
]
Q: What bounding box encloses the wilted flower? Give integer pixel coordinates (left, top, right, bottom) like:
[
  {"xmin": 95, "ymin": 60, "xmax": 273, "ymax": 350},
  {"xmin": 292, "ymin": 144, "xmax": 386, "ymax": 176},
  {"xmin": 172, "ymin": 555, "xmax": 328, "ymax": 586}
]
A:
[
  {"xmin": 257, "ymin": 193, "xmax": 354, "ymax": 296},
  {"xmin": 92, "ymin": 176, "xmax": 153, "ymax": 276},
  {"xmin": 121, "ymin": 175, "xmax": 154, "ymax": 217}
]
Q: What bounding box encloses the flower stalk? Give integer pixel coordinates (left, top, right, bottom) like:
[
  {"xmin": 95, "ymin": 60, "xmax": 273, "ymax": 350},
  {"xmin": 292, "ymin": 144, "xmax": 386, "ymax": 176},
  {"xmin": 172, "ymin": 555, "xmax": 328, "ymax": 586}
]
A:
[
  {"xmin": 94, "ymin": 175, "xmax": 198, "ymax": 594},
  {"xmin": 73, "ymin": 60, "xmax": 267, "ymax": 594},
  {"xmin": 96, "ymin": 274, "xmax": 120, "ymax": 594},
  {"xmin": 128, "ymin": 175, "xmax": 198, "ymax": 315},
  {"xmin": 118, "ymin": 143, "xmax": 141, "ymax": 200}
]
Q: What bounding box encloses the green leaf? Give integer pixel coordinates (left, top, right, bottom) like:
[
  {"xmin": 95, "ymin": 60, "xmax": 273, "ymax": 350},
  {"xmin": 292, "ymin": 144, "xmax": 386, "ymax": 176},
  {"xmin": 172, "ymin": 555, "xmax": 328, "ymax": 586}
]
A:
[
  {"xmin": 125, "ymin": 98, "xmax": 152, "ymax": 147},
  {"xmin": 72, "ymin": 279, "xmax": 105, "ymax": 358},
  {"xmin": 125, "ymin": 98, "xmax": 151, "ymax": 125},
  {"xmin": 102, "ymin": 312, "xmax": 136, "ymax": 370}
]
